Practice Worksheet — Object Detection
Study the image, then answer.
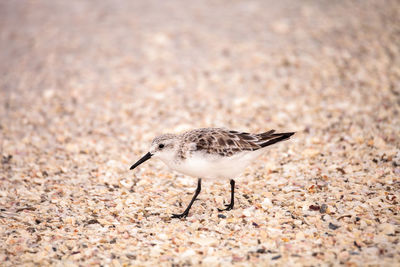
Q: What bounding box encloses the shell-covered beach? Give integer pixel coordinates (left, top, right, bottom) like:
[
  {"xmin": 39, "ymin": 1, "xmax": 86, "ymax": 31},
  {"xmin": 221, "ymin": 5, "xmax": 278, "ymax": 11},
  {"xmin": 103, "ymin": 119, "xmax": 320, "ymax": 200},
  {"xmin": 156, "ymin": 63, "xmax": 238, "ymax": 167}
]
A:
[{"xmin": 1, "ymin": 0, "xmax": 399, "ymax": 265}]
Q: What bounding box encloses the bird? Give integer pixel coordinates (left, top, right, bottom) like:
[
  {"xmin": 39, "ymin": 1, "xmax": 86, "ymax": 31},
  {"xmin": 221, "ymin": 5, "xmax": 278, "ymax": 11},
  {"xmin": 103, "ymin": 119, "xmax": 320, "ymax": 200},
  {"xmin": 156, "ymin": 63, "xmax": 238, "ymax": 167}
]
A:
[{"xmin": 130, "ymin": 128, "xmax": 295, "ymax": 219}]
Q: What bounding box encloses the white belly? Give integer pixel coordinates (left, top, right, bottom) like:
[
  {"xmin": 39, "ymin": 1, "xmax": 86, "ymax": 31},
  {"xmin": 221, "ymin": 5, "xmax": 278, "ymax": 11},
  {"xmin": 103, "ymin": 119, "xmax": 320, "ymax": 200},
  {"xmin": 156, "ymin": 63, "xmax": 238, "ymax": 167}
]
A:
[{"xmin": 161, "ymin": 150, "xmax": 265, "ymax": 180}]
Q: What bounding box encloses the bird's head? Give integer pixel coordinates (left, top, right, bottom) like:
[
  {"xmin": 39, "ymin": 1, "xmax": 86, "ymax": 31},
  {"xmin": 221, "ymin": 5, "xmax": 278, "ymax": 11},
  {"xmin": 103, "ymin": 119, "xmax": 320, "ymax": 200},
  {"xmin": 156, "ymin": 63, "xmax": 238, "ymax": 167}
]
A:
[{"xmin": 130, "ymin": 134, "xmax": 177, "ymax": 170}]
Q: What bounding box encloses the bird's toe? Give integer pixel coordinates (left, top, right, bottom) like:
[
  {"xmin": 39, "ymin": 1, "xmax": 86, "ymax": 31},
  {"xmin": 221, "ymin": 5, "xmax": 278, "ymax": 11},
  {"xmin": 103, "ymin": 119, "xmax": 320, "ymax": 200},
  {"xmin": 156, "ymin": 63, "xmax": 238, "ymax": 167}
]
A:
[{"xmin": 171, "ymin": 212, "xmax": 188, "ymax": 219}]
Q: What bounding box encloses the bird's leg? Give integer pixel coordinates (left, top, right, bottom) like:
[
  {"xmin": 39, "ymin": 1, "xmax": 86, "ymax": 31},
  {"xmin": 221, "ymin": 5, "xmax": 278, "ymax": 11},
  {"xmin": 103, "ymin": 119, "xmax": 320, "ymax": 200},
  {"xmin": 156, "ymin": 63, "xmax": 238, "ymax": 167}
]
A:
[
  {"xmin": 172, "ymin": 178, "xmax": 202, "ymax": 219},
  {"xmin": 218, "ymin": 179, "xmax": 235, "ymax": 211}
]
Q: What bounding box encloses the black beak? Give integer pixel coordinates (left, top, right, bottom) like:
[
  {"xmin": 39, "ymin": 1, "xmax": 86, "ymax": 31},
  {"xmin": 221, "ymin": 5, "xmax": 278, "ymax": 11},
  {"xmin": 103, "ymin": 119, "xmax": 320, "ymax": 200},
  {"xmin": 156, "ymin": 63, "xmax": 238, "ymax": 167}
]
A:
[{"xmin": 130, "ymin": 152, "xmax": 152, "ymax": 170}]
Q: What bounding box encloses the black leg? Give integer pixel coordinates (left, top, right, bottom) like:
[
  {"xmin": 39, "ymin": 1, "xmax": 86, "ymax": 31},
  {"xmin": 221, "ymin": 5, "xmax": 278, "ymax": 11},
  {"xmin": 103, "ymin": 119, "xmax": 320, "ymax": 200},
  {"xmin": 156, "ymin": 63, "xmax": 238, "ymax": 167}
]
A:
[
  {"xmin": 172, "ymin": 178, "xmax": 202, "ymax": 219},
  {"xmin": 218, "ymin": 179, "xmax": 235, "ymax": 211}
]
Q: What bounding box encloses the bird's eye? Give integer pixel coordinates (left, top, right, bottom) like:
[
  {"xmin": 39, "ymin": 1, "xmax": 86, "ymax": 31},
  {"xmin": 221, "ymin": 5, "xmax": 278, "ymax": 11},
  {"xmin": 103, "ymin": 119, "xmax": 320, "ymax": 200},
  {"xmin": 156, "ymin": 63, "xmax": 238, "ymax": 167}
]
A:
[{"xmin": 158, "ymin": 144, "xmax": 164, "ymax": 149}]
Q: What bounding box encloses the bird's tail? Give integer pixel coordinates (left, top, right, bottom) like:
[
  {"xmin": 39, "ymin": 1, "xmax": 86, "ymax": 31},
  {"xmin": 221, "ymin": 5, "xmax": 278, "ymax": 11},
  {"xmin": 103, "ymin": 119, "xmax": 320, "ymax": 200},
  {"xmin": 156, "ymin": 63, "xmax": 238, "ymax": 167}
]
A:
[{"xmin": 258, "ymin": 131, "xmax": 295, "ymax": 148}]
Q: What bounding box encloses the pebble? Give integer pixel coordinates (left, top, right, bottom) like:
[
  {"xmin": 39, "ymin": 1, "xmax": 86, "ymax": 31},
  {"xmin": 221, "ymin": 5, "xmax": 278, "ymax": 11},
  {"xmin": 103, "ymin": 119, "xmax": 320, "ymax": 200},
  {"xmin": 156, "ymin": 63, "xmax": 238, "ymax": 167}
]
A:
[
  {"xmin": 329, "ymin": 223, "xmax": 340, "ymax": 230},
  {"xmin": 261, "ymin": 197, "xmax": 273, "ymax": 209},
  {"xmin": 378, "ymin": 223, "xmax": 396, "ymax": 235}
]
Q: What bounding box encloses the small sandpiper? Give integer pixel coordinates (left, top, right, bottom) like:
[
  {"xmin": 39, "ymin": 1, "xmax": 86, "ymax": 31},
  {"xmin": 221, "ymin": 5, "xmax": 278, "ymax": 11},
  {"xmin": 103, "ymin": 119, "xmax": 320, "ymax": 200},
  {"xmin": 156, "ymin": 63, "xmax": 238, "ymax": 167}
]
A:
[{"xmin": 130, "ymin": 128, "xmax": 295, "ymax": 218}]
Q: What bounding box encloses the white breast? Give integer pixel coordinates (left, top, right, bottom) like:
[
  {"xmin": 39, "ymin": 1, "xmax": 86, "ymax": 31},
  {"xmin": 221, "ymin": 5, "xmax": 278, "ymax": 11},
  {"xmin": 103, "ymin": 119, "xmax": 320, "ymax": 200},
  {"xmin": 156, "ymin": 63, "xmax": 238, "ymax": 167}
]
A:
[{"xmin": 161, "ymin": 150, "xmax": 266, "ymax": 180}]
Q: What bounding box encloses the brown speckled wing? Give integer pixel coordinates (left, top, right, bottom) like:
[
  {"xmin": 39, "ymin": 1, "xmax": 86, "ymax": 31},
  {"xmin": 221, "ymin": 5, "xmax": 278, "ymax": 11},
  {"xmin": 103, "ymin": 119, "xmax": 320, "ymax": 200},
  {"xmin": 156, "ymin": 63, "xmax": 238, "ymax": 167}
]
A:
[{"xmin": 178, "ymin": 128, "xmax": 293, "ymax": 158}]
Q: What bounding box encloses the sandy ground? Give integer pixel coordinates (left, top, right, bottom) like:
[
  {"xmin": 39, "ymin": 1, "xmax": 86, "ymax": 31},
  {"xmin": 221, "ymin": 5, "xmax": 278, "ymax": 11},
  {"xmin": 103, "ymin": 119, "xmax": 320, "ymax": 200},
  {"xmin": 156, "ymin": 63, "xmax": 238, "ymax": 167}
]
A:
[{"xmin": 1, "ymin": 0, "xmax": 400, "ymax": 266}]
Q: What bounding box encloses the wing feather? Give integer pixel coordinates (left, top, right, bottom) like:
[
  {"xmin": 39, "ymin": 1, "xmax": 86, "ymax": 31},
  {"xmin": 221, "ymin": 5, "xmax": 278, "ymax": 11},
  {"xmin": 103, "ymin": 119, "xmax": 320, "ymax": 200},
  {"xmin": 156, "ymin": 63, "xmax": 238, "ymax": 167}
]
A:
[{"xmin": 180, "ymin": 128, "xmax": 294, "ymax": 157}]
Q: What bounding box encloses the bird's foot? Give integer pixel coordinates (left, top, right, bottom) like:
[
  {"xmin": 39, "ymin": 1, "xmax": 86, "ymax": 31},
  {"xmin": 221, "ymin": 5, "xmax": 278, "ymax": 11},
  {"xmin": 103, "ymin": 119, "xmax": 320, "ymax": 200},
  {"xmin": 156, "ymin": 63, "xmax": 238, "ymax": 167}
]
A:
[
  {"xmin": 171, "ymin": 211, "xmax": 189, "ymax": 219},
  {"xmin": 218, "ymin": 203, "xmax": 234, "ymax": 212}
]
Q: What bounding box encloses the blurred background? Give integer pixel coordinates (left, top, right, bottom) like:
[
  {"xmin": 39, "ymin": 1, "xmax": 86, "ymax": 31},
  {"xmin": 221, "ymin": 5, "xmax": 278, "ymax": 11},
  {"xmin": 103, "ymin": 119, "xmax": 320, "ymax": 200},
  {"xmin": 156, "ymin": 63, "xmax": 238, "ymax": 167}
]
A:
[
  {"xmin": 1, "ymin": 0, "xmax": 399, "ymax": 265},
  {"xmin": 1, "ymin": 0, "xmax": 399, "ymax": 152}
]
